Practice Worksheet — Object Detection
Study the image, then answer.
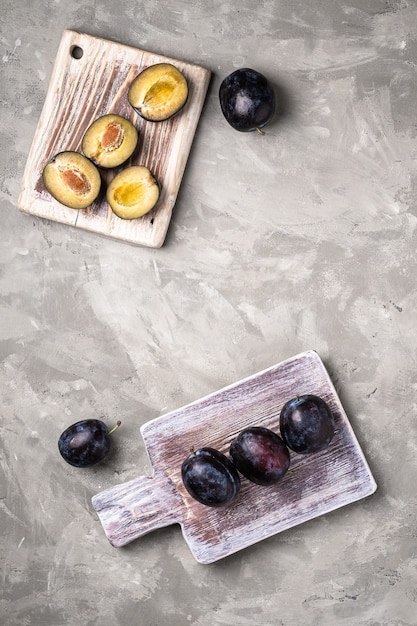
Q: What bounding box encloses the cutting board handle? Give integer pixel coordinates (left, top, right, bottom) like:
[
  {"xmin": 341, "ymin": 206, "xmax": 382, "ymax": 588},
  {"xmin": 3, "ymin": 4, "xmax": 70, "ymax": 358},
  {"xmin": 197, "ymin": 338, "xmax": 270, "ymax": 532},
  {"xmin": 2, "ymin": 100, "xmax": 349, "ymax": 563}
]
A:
[{"xmin": 92, "ymin": 468, "xmax": 183, "ymax": 547}]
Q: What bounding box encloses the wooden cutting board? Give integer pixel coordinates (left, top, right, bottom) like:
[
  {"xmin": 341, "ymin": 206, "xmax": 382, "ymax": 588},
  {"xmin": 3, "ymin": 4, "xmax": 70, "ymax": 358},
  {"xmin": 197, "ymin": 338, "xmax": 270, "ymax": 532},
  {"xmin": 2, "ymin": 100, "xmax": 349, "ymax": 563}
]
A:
[
  {"xmin": 92, "ymin": 351, "xmax": 377, "ymax": 564},
  {"xmin": 18, "ymin": 30, "xmax": 211, "ymax": 248}
]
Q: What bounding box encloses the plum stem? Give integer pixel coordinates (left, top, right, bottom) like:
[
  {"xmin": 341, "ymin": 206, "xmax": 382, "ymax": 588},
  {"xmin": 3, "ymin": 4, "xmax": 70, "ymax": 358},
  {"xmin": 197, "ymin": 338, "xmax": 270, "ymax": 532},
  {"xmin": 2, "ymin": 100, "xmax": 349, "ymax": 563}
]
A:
[
  {"xmin": 108, "ymin": 420, "xmax": 121, "ymax": 436},
  {"xmin": 256, "ymin": 127, "xmax": 265, "ymax": 135}
]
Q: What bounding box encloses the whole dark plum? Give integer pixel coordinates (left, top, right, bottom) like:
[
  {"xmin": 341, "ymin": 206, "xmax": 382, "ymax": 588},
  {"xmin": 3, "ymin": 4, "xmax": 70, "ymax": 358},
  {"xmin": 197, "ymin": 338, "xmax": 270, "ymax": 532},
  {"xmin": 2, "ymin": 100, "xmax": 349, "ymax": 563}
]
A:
[
  {"xmin": 280, "ymin": 395, "xmax": 335, "ymax": 454},
  {"xmin": 58, "ymin": 419, "xmax": 121, "ymax": 467},
  {"xmin": 219, "ymin": 68, "xmax": 275, "ymax": 133},
  {"xmin": 230, "ymin": 426, "xmax": 290, "ymax": 486},
  {"xmin": 181, "ymin": 447, "xmax": 241, "ymax": 507}
]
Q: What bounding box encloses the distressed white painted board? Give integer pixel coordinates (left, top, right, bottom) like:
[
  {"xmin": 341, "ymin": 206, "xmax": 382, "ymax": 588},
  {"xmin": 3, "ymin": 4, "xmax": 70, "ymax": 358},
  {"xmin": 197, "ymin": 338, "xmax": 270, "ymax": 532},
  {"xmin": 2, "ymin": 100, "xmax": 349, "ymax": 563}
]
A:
[
  {"xmin": 92, "ymin": 350, "xmax": 377, "ymax": 564},
  {"xmin": 18, "ymin": 30, "xmax": 211, "ymax": 248}
]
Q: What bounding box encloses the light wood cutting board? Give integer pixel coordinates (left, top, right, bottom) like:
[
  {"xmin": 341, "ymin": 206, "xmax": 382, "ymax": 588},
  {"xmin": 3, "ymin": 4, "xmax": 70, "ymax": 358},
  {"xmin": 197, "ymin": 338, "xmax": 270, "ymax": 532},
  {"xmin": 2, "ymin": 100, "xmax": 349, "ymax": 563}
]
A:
[
  {"xmin": 18, "ymin": 30, "xmax": 211, "ymax": 248},
  {"xmin": 92, "ymin": 351, "xmax": 377, "ymax": 564}
]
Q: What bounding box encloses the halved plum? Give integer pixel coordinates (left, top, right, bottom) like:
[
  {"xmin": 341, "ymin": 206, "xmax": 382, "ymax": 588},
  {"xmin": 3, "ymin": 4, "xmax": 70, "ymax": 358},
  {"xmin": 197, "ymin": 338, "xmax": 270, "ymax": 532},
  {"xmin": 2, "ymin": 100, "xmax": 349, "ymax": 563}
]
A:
[
  {"xmin": 82, "ymin": 114, "xmax": 138, "ymax": 168},
  {"xmin": 106, "ymin": 165, "xmax": 159, "ymax": 219},
  {"xmin": 42, "ymin": 151, "xmax": 101, "ymax": 209},
  {"xmin": 128, "ymin": 63, "xmax": 188, "ymax": 122}
]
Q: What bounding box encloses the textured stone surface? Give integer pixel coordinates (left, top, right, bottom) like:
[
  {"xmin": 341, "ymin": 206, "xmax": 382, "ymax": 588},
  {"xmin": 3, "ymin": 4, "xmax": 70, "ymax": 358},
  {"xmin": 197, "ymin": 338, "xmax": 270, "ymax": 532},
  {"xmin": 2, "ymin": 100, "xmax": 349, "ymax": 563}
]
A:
[{"xmin": 1, "ymin": 0, "xmax": 416, "ymax": 624}]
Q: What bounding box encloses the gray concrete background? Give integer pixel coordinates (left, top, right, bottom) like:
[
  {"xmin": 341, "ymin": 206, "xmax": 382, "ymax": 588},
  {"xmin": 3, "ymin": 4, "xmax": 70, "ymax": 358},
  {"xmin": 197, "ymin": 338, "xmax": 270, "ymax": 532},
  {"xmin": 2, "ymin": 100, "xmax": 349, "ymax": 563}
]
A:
[{"xmin": 1, "ymin": 0, "xmax": 416, "ymax": 624}]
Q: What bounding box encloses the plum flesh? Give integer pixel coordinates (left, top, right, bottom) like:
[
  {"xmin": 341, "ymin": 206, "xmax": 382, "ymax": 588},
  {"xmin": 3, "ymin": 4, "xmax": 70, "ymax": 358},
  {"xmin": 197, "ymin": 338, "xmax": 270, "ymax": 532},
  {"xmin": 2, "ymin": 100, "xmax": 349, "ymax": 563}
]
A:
[
  {"xmin": 128, "ymin": 63, "xmax": 188, "ymax": 122},
  {"xmin": 42, "ymin": 151, "xmax": 101, "ymax": 210},
  {"xmin": 106, "ymin": 165, "xmax": 159, "ymax": 219},
  {"xmin": 82, "ymin": 114, "xmax": 138, "ymax": 168}
]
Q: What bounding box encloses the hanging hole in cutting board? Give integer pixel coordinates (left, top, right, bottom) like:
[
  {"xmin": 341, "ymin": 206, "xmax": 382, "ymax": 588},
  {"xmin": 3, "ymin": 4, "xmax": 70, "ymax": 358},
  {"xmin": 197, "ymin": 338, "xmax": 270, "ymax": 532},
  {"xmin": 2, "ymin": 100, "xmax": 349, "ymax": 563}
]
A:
[{"xmin": 70, "ymin": 45, "xmax": 83, "ymax": 60}]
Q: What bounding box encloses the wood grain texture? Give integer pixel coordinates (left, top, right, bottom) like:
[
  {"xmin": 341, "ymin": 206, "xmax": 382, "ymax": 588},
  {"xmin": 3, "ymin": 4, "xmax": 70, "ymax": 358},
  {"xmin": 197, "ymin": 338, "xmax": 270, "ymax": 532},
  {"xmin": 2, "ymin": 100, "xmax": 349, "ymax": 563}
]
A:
[
  {"xmin": 92, "ymin": 350, "xmax": 377, "ymax": 564},
  {"xmin": 18, "ymin": 30, "xmax": 211, "ymax": 248}
]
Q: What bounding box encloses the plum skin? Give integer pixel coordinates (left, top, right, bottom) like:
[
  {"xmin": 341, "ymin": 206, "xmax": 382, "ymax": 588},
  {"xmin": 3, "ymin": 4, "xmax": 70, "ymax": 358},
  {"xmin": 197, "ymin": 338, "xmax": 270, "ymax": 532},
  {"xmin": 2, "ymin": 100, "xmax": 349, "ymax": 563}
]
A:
[
  {"xmin": 280, "ymin": 395, "xmax": 335, "ymax": 454},
  {"xmin": 58, "ymin": 419, "xmax": 114, "ymax": 467},
  {"xmin": 181, "ymin": 447, "xmax": 241, "ymax": 507},
  {"xmin": 230, "ymin": 426, "xmax": 290, "ymax": 486},
  {"xmin": 219, "ymin": 68, "xmax": 275, "ymax": 132}
]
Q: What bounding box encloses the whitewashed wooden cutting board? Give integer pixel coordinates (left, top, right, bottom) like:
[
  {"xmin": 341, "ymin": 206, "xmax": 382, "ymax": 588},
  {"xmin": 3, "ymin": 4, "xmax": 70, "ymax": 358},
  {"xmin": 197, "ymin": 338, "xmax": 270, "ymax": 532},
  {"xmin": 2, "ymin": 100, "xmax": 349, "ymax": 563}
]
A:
[
  {"xmin": 92, "ymin": 350, "xmax": 377, "ymax": 564},
  {"xmin": 18, "ymin": 30, "xmax": 211, "ymax": 248}
]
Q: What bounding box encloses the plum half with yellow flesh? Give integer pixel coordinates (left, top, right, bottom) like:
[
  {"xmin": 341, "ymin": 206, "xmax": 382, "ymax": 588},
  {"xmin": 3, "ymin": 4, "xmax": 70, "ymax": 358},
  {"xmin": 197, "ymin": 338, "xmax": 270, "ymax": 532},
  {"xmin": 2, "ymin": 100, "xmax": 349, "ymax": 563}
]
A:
[
  {"xmin": 82, "ymin": 114, "xmax": 138, "ymax": 168},
  {"xmin": 128, "ymin": 63, "xmax": 188, "ymax": 122},
  {"xmin": 106, "ymin": 165, "xmax": 159, "ymax": 219},
  {"xmin": 42, "ymin": 151, "xmax": 101, "ymax": 210}
]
